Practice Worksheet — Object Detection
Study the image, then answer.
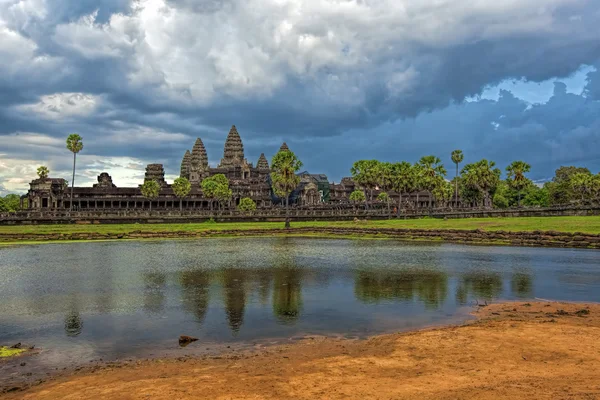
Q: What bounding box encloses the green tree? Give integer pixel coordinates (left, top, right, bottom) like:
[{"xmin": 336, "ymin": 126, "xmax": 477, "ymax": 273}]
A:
[
  {"xmin": 140, "ymin": 179, "xmax": 160, "ymax": 211},
  {"xmin": 461, "ymin": 159, "xmax": 501, "ymax": 208},
  {"xmin": 201, "ymin": 174, "xmax": 231, "ymax": 213},
  {"xmin": 451, "ymin": 150, "xmax": 464, "ymax": 205},
  {"xmin": 506, "ymin": 161, "xmax": 531, "ymax": 206},
  {"xmin": 548, "ymin": 166, "xmax": 591, "ymax": 205},
  {"xmin": 271, "ymin": 150, "xmax": 303, "ymax": 228},
  {"xmin": 172, "ymin": 177, "xmax": 191, "ymax": 211},
  {"xmin": 215, "ymin": 184, "xmax": 233, "ymax": 211},
  {"xmin": 66, "ymin": 134, "xmax": 83, "ymax": 211},
  {"xmin": 37, "ymin": 166, "xmax": 49, "ymax": 180},
  {"xmin": 350, "ymin": 160, "xmax": 380, "ymax": 209},
  {"xmin": 349, "ymin": 190, "xmax": 366, "ymax": 209},
  {"xmin": 377, "ymin": 191, "xmax": 391, "ymax": 216},
  {"xmin": 431, "ymin": 177, "xmax": 453, "ymax": 208},
  {"xmin": 201, "ymin": 178, "xmax": 218, "ymax": 212},
  {"xmin": 417, "ymin": 155, "xmax": 447, "ymax": 208},
  {"xmin": 570, "ymin": 172, "xmax": 594, "ymax": 203},
  {"xmin": 389, "ymin": 161, "xmax": 416, "ymax": 216},
  {"xmin": 522, "ymin": 185, "xmax": 550, "ymax": 207},
  {"xmin": 238, "ymin": 197, "xmax": 257, "ymax": 214}
]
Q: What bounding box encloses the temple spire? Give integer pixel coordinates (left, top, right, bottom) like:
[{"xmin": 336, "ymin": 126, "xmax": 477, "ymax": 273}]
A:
[
  {"xmin": 180, "ymin": 150, "xmax": 191, "ymax": 178},
  {"xmin": 256, "ymin": 153, "xmax": 269, "ymax": 169},
  {"xmin": 219, "ymin": 125, "xmax": 245, "ymax": 167},
  {"xmin": 191, "ymin": 138, "xmax": 208, "ymax": 169},
  {"xmin": 279, "ymin": 142, "xmax": 290, "ymax": 152}
]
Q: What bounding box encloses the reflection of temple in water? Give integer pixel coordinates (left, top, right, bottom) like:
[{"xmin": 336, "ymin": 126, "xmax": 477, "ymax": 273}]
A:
[
  {"xmin": 180, "ymin": 270, "xmax": 211, "ymax": 324},
  {"xmin": 64, "ymin": 310, "xmax": 83, "ymax": 337},
  {"xmin": 221, "ymin": 269, "xmax": 247, "ymax": 334}
]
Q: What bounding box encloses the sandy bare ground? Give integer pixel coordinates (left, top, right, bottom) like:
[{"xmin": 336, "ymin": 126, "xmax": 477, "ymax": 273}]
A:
[{"xmin": 4, "ymin": 301, "xmax": 600, "ymax": 400}]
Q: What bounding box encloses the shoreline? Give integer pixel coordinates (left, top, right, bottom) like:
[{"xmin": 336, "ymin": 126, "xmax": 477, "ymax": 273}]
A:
[
  {"xmin": 1, "ymin": 226, "xmax": 600, "ymax": 249},
  {"xmin": 3, "ymin": 300, "xmax": 600, "ymax": 399}
]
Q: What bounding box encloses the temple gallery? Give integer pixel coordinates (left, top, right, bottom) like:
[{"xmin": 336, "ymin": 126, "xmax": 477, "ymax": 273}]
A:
[{"xmin": 25, "ymin": 126, "xmax": 435, "ymax": 211}]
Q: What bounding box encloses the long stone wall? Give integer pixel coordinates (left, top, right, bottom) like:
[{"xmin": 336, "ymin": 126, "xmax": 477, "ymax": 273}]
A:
[
  {"xmin": 1, "ymin": 227, "xmax": 599, "ymax": 249},
  {"xmin": 1, "ymin": 205, "xmax": 600, "ymax": 225}
]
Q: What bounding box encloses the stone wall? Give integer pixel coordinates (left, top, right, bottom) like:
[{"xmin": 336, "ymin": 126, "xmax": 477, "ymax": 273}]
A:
[{"xmin": 1, "ymin": 227, "xmax": 599, "ymax": 249}]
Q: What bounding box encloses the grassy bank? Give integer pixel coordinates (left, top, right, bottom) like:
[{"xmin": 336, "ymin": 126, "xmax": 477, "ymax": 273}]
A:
[{"xmin": 1, "ymin": 216, "xmax": 599, "ymax": 235}]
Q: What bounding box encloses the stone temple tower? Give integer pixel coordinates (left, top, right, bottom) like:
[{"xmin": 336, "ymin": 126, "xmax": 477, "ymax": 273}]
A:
[
  {"xmin": 180, "ymin": 150, "xmax": 191, "ymax": 179},
  {"xmin": 219, "ymin": 125, "xmax": 246, "ymax": 167},
  {"xmin": 256, "ymin": 153, "xmax": 269, "ymax": 170},
  {"xmin": 189, "ymin": 138, "xmax": 209, "ymax": 183}
]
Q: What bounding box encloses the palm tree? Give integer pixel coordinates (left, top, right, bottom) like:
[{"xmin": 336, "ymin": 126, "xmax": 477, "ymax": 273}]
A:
[
  {"xmin": 350, "ymin": 160, "xmax": 380, "ymax": 209},
  {"xmin": 66, "ymin": 134, "xmax": 83, "ymax": 211},
  {"xmin": 349, "ymin": 190, "xmax": 366, "ymax": 211},
  {"xmin": 451, "ymin": 150, "xmax": 464, "ymax": 206},
  {"xmin": 37, "ymin": 166, "xmax": 49, "ymax": 180},
  {"xmin": 418, "ymin": 155, "xmax": 446, "ymax": 208},
  {"xmin": 172, "ymin": 177, "xmax": 192, "ymax": 211},
  {"xmin": 271, "ymin": 149, "xmax": 303, "ymax": 228},
  {"xmin": 390, "ymin": 161, "xmax": 415, "ymax": 216},
  {"xmin": 461, "ymin": 159, "xmax": 501, "ymax": 208},
  {"xmin": 506, "ymin": 161, "xmax": 531, "ymax": 207},
  {"xmin": 140, "ymin": 180, "xmax": 160, "ymax": 211}
]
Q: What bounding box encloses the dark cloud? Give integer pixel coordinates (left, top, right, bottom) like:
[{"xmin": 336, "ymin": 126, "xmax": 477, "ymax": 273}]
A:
[{"xmin": 1, "ymin": 0, "xmax": 600, "ymax": 192}]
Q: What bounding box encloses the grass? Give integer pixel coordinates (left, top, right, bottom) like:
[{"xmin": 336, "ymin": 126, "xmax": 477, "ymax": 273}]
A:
[
  {"xmin": 0, "ymin": 216, "xmax": 599, "ymax": 235},
  {"xmin": 0, "ymin": 346, "xmax": 26, "ymax": 358}
]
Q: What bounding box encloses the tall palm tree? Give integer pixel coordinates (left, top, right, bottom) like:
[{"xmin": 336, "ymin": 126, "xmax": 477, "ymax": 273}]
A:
[
  {"xmin": 271, "ymin": 149, "xmax": 303, "ymax": 228},
  {"xmin": 390, "ymin": 161, "xmax": 415, "ymax": 216},
  {"xmin": 506, "ymin": 161, "xmax": 531, "ymax": 207},
  {"xmin": 451, "ymin": 150, "xmax": 464, "ymax": 206},
  {"xmin": 66, "ymin": 134, "xmax": 83, "ymax": 211},
  {"xmin": 418, "ymin": 155, "xmax": 446, "ymax": 208},
  {"xmin": 461, "ymin": 159, "xmax": 501, "ymax": 208},
  {"xmin": 350, "ymin": 160, "xmax": 380, "ymax": 209}
]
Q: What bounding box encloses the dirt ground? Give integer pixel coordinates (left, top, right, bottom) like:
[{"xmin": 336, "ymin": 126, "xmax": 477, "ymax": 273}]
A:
[{"xmin": 4, "ymin": 301, "xmax": 600, "ymax": 400}]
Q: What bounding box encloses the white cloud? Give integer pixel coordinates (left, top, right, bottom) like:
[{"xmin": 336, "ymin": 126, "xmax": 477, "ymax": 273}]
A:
[
  {"xmin": 18, "ymin": 93, "xmax": 100, "ymax": 120},
  {"xmin": 43, "ymin": 0, "xmax": 599, "ymax": 106}
]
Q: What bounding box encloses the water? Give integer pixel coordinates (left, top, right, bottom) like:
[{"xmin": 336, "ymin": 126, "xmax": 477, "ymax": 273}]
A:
[{"xmin": 0, "ymin": 238, "xmax": 599, "ymax": 377}]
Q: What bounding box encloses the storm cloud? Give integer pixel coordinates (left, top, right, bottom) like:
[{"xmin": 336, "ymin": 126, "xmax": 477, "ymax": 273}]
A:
[{"xmin": 1, "ymin": 0, "xmax": 600, "ymax": 194}]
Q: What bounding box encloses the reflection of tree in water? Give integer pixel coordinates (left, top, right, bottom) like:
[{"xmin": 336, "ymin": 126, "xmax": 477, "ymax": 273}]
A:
[
  {"xmin": 180, "ymin": 269, "xmax": 211, "ymax": 324},
  {"xmin": 143, "ymin": 271, "xmax": 166, "ymax": 314},
  {"xmin": 221, "ymin": 269, "xmax": 247, "ymax": 334},
  {"xmin": 354, "ymin": 269, "xmax": 448, "ymax": 309},
  {"xmin": 511, "ymin": 272, "xmax": 533, "ymax": 298},
  {"xmin": 456, "ymin": 271, "xmax": 503, "ymax": 304},
  {"xmin": 272, "ymin": 267, "xmax": 303, "ymax": 324},
  {"xmin": 64, "ymin": 310, "xmax": 83, "ymax": 337}
]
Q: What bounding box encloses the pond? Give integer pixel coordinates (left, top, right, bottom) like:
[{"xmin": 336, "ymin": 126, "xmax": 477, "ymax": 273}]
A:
[{"xmin": 1, "ymin": 238, "xmax": 599, "ymax": 381}]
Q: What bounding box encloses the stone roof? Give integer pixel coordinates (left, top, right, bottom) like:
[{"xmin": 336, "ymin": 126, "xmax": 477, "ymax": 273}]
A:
[
  {"xmin": 256, "ymin": 153, "xmax": 269, "ymax": 169},
  {"xmin": 220, "ymin": 125, "xmax": 245, "ymax": 167},
  {"xmin": 279, "ymin": 142, "xmax": 290, "ymax": 152},
  {"xmin": 190, "ymin": 138, "xmax": 208, "ymax": 169}
]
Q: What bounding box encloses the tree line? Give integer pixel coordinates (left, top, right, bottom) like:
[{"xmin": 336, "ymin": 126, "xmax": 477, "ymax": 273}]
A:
[{"xmin": 350, "ymin": 151, "xmax": 600, "ymax": 212}]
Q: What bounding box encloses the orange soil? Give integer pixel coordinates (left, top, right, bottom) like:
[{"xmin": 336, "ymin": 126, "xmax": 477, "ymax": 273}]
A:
[{"xmin": 5, "ymin": 302, "xmax": 600, "ymax": 400}]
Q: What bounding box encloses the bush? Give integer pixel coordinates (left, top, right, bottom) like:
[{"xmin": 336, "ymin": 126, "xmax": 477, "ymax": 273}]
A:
[{"xmin": 238, "ymin": 197, "xmax": 257, "ymax": 213}]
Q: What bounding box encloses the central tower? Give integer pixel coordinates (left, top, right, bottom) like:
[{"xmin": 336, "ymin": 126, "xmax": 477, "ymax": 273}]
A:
[{"xmin": 219, "ymin": 125, "xmax": 245, "ymax": 167}]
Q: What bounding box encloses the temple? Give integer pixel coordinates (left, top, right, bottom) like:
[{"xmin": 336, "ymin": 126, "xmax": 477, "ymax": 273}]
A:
[{"xmin": 24, "ymin": 125, "xmax": 437, "ymax": 211}]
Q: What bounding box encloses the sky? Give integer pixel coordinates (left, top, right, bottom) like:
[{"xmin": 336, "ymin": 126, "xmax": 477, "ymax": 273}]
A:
[{"xmin": 1, "ymin": 0, "xmax": 600, "ymax": 195}]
